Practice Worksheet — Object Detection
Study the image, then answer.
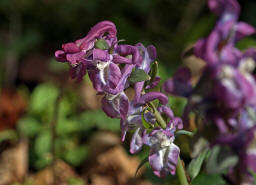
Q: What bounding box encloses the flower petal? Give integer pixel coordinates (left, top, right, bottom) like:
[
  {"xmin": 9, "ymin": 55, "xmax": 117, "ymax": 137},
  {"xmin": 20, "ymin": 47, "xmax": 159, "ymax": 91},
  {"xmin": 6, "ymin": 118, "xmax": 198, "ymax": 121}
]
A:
[
  {"xmin": 137, "ymin": 92, "xmax": 168, "ymax": 105},
  {"xmin": 119, "ymin": 92, "xmax": 129, "ymax": 119},
  {"xmin": 146, "ymin": 76, "xmax": 160, "ymax": 89},
  {"xmin": 93, "ymin": 48, "xmax": 110, "ymax": 61},
  {"xmin": 163, "ymin": 67, "xmax": 192, "ymax": 97},
  {"xmin": 208, "ymin": 0, "xmax": 240, "ymax": 17},
  {"xmin": 79, "ymin": 21, "xmax": 117, "ymax": 50},
  {"xmin": 104, "ymin": 64, "xmax": 135, "ymax": 94},
  {"xmin": 235, "ymin": 22, "xmax": 256, "ymax": 42},
  {"xmin": 116, "ymin": 45, "xmax": 141, "ymax": 66},
  {"xmin": 62, "ymin": 42, "xmax": 80, "ymax": 53},
  {"xmin": 55, "ymin": 50, "xmax": 67, "ymax": 62},
  {"xmin": 130, "ymin": 127, "xmax": 144, "ymax": 154},
  {"xmin": 101, "ymin": 96, "xmax": 120, "ymax": 118},
  {"xmin": 149, "ymin": 143, "xmax": 180, "ymax": 177}
]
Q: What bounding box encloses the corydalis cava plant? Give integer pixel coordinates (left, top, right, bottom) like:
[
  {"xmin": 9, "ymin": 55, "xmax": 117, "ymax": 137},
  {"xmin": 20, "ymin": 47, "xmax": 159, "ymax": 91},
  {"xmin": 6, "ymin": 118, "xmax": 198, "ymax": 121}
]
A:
[
  {"xmin": 163, "ymin": 0, "xmax": 256, "ymax": 183},
  {"xmin": 55, "ymin": 21, "xmax": 185, "ymax": 179}
]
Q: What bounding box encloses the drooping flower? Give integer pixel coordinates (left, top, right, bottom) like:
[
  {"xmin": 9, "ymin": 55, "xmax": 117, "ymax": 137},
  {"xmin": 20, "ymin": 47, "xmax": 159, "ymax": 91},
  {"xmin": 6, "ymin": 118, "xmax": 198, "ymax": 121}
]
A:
[
  {"xmin": 55, "ymin": 21, "xmax": 118, "ymax": 81},
  {"xmin": 148, "ymin": 126, "xmax": 180, "ymax": 177},
  {"xmin": 194, "ymin": 0, "xmax": 255, "ymax": 65},
  {"xmin": 55, "ymin": 20, "xmax": 184, "ymax": 179},
  {"xmin": 163, "ymin": 0, "xmax": 256, "ymax": 182}
]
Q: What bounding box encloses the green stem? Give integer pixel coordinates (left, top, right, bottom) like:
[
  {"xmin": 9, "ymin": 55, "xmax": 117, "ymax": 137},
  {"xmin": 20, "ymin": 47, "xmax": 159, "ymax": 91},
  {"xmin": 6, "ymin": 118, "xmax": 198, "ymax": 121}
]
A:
[
  {"xmin": 177, "ymin": 157, "xmax": 189, "ymax": 185},
  {"xmin": 149, "ymin": 101, "xmax": 189, "ymax": 185},
  {"xmin": 149, "ymin": 102, "xmax": 166, "ymax": 128}
]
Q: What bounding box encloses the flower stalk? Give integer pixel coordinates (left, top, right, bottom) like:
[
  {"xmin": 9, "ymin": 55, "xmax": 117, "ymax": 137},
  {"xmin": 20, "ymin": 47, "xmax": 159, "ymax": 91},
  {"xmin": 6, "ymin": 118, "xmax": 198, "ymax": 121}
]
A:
[
  {"xmin": 151, "ymin": 103, "xmax": 189, "ymax": 185},
  {"xmin": 55, "ymin": 20, "xmax": 186, "ymax": 180},
  {"xmin": 177, "ymin": 157, "xmax": 189, "ymax": 185},
  {"xmin": 149, "ymin": 101, "xmax": 166, "ymax": 128}
]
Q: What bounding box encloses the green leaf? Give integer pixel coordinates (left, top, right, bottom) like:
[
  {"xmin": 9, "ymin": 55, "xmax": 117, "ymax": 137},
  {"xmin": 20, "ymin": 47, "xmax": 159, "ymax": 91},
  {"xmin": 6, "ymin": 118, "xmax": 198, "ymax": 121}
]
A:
[
  {"xmin": 249, "ymin": 169, "xmax": 256, "ymax": 184},
  {"xmin": 205, "ymin": 145, "xmax": 238, "ymax": 174},
  {"xmin": 95, "ymin": 39, "xmax": 109, "ymax": 50},
  {"xmin": 129, "ymin": 69, "xmax": 151, "ymax": 84},
  {"xmin": 35, "ymin": 130, "xmax": 52, "ymax": 157},
  {"xmin": 175, "ymin": 130, "xmax": 194, "ymax": 137},
  {"xmin": 34, "ymin": 154, "xmax": 52, "ymax": 169},
  {"xmin": 64, "ymin": 146, "xmax": 88, "ymax": 166},
  {"xmin": 191, "ymin": 173, "xmax": 226, "ymax": 185},
  {"xmin": 187, "ymin": 149, "xmax": 209, "ymax": 180},
  {"xmin": 135, "ymin": 156, "xmax": 148, "ymax": 177},
  {"xmin": 78, "ymin": 110, "xmax": 120, "ymax": 131},
  {"xmin": 0, "ymin": 130, "xmax": 18, "ymax": 143},
  {"xmin": 68, "ymin": 177, "xmax": 85, "ymax": 185},
  {"xmin": 169, "ymin": 96, "xmax": 187, "ymax": 117},
  {"xmin": 56, "ymin": 118, "xmax": 80, "ymax": 135},
  {"xmin": 236, "ymin": 37, "xmax": 256, "ymax": 50},
  {"xmin": 18, "ymin": 117, "xmax": 41, "ymax": 137},
  {"xmin": 147, "ymin": 61, "xmax": 158, "ymax": 86},
  {"xmin": 29, "ymin": 83, "xmax": 59, "ymax": 115}
]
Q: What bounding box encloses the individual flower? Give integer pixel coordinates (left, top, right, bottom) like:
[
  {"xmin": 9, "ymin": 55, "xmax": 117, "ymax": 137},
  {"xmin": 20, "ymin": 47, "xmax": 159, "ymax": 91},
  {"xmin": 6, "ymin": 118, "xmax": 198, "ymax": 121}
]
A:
[
  {"xmin": 55, "ymin": 21, "xmax": 118, "ymax": 81},
  {"xmin": 194, "ymin": 0, "xmax": 255, "ymax": 65},
  {"xmin": 148, "ymin": 126, "xmax": 180, "ymax": 177}
]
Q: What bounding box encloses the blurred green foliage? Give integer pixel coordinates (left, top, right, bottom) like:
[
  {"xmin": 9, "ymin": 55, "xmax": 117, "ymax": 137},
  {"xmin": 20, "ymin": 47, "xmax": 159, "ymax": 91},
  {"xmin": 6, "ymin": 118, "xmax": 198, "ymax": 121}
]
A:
[
  {"xmin": 16, "ymin": 82, "xmax": 120, "ymax": 169},
  {"xmin": 191, "ymin": 173, "xmax": 226, "ymax": 185}
]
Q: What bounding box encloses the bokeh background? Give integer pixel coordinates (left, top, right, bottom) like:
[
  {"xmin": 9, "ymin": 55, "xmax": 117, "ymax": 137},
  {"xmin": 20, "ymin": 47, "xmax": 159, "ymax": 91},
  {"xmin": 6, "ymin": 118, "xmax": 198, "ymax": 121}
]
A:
[{"xmin": 0, "ymin": 0, "xmax": 255, "ymax": 185}]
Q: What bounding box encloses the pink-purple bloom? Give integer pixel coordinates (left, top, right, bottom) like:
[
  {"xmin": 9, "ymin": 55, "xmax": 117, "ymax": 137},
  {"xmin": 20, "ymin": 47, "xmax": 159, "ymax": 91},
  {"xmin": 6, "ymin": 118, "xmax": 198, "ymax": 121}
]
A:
[
  {"xmin": 163, "ymin": 0, "xmax": 256, "ymax": 183},
  {"xmin": 55, "ymin": 20, "xmax": 183, "ymax": 178}
]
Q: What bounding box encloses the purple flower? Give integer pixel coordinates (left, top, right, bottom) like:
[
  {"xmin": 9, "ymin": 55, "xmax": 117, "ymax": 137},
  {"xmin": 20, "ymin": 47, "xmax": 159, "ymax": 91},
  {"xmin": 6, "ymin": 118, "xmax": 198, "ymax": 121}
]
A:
[
  {"xmin": 213, "ymin": 126, "xmax": 256, "ymax": 184},
  {"xmin": 126, "ymin": 104, "xmax": 183, "ymax": 177},
  {"xmin": 101, "ymin": 92, "xmax": 129, "ymax": 119},
  {"xmin": 134, "ymin": 44, "xmax": 157, "ymax": 102},
  {"xmin": 130, "ymin": 127, "xmax": 149, "ymax": 154},
  {"xmin": 55, "ymin": 20, "xmax": 184, "ymax": 179},
  {"xmin": 163, "ymin": 0, "xmax": 256, "ymax": 182},
  {"xmin": 120, "ymin": 92, "xmax": 169, "ymax": 142},
  {"xmin": 148, "ymin": 127, "xmax": 180, "ymax": 177},
  {"xmin": 55, "ymin": 21, "xmax": 117, "ymax": 81},
  {"xmin": 88, "ymin": 49, "xmax": 121, "ymax": 93},
  {"xmin": 194, "ymin": 0, "xmax": 255, "ymax": 65},
  {"xmin": 163, "ymin": 67, "xmax": 192, "ymax": 97},
  {"xmin": 208, "ymin": 0, "xmax": 240, "ymax": 18}
]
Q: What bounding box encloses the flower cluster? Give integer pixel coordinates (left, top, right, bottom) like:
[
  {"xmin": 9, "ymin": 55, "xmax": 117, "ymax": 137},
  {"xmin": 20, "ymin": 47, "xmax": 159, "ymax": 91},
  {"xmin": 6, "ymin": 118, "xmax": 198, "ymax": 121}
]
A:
[
  {"xmin": 163, "ymin": 0, "xmax": 256, "ymax": 183},
  {"xmin": 55, "ymin": 21, "xmax": 183, "ymax": 177}
]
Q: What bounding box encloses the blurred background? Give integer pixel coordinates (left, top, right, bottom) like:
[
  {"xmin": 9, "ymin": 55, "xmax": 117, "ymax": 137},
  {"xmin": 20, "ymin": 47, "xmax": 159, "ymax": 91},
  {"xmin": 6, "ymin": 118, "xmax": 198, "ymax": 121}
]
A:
[{"xmin": 0, "ymin": 0, "xmax": 255, "ymax": 185}]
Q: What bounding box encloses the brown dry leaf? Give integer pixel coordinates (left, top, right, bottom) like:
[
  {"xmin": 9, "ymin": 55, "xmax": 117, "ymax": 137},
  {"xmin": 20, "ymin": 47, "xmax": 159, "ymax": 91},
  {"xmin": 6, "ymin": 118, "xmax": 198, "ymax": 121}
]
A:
[
  {"xmin": 80, "ymin": 82, "xmax": 102, "ymax": 110},
  {"xmin": 125, "ymin": 88, "xmax": 135, "ymax": 101},
  {"xmin": 0, "ymin": 89, "xmax": 27, "ymax": 130},
  {"xmin": 87, "ymin": 145, "xmax": 144, "ymax": 185},
  {"xmin": 124, "ymin": 179, "xmax": 155, "ymax": 185},
  {"xmin": 89, "ymin": 131, "xmax": 120, "ymax": 156},
  {"xmin": 183, "ymin": 55, "xmax": 205, "ymax": 85},
  {"xmin": 0, "ymin": 140, "xmax": 28, "ymax": 185},
  {"xmin": 31, "ymin": 160, "xmax": 81, "ymax": 185},
  {"xmin": 90, "ymin": 175, "xmax": 114, "ymax": 185}
]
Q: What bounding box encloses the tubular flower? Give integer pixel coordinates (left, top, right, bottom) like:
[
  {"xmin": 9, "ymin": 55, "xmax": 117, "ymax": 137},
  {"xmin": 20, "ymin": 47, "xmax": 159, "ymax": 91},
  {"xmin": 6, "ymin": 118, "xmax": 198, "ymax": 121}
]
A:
[
  {"xmin": 194, "ymin": 0, "xmax": 255, "ymax": 65},
  {"xmin": 148, "ymin": 127, "xmax": 180, "ymax": 177},
  {"xmin": 163, "ymin": 0, "xmax": 256, "ymax": 183},
  {"xmin": 55, "ymin": 21, "xmax": 183, "ymax": 178},
  {"xmin": 55, "ymin": 21, "xmax": 118, "ymax": 82}
]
